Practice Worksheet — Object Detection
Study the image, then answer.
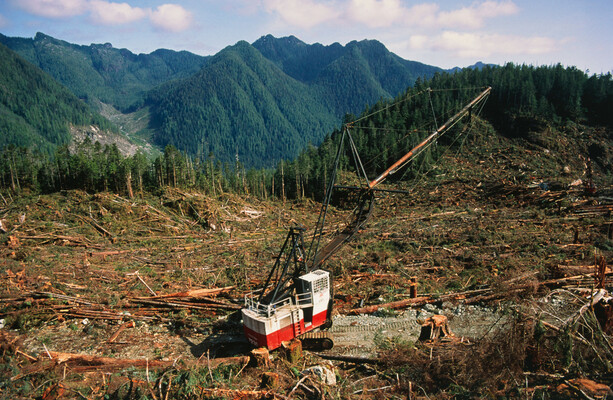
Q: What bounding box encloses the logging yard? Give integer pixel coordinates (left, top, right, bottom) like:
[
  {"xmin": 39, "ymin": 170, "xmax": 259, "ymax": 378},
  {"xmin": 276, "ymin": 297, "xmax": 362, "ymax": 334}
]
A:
[{"xmin": 1, "ymin": 123, "xmax": 613, "ymax": 399}]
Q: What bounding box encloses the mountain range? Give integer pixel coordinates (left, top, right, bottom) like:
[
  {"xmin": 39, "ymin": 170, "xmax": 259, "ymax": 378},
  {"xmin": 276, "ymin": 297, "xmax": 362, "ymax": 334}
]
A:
[
  {"xmin": 1, "ymin": 32, "xmax": 452, "ymax": 167},
  {"xmin": 0, "ymin": 40, "xmax": 115, "ymax": 153}
]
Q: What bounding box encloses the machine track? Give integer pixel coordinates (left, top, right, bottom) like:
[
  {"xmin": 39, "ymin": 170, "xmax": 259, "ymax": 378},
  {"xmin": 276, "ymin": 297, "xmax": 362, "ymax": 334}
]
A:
[{"xmin": 300, "ymin": 330, "xmax": 334, "ymax": 350}]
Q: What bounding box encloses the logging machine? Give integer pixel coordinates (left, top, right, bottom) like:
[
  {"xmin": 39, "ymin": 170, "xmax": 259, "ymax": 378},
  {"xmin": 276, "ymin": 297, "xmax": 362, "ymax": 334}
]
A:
[{"xmin": 241, "ymin": 87, "xmax": 492, "ymax": 350}]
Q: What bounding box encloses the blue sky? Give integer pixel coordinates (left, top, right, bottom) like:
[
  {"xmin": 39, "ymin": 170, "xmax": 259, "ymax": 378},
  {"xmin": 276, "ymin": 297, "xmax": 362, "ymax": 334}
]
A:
[{"xmin": 0, "ymin": 0, "xmax": 611, "ymax": 73}]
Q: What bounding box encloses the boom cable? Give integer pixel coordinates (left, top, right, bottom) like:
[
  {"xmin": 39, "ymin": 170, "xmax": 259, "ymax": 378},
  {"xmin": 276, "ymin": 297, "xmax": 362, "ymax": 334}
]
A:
[{"xmin": 347, "ymin": 86, "xmax": 490, "ymax": 184}]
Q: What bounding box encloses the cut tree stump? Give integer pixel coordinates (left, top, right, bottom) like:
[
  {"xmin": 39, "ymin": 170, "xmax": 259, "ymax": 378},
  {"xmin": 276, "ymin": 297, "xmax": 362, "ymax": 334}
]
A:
[
  {"xmin": 410, "ymin": 276, "xmax": 418, "ymax": 298},
  {"xmin": 594, "ymin": 298, "xmax": 613, "ymax": 335},
  {"xmin": 250, "ymin": 347, "xmax": 270, "ymax": 367},
  {"xmin": 282, "ymin": 339, "xmax": 302, "ymax": 363},
  {"xmin": 261, "ymin": 372, "xmax": 280, "ymax": 389},
  {"xmin": 418, "ymin": 315, "xmax": 455, "ymax": 341}
]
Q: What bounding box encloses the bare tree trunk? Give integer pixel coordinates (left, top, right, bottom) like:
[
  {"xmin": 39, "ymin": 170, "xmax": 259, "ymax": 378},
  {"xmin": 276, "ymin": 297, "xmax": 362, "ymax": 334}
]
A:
[
  {"xmin": 126, "ymin": 170, "xmax": 134, "ymax": 199},
  {"xmin": 295, "ymin": 168, "xmax": 300, "ymax": 199},
  {"xmin": 138, "ymin": 172, "xmax": 143, "ymax": 197},
  {"xmin": 281, "ymin": 161, "xmax": 285, "ymax": 204}
]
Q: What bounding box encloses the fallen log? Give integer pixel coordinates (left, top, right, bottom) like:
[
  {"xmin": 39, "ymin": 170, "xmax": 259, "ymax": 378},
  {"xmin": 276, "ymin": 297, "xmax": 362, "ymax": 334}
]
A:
[
  {"xmin": 130, "ymin": 298, "xmax": 241, "ymax": 310},
  {"xmin": 46, "ymin": 351, "xmax": 249, "ymax": 372},
  {"xmin": 197, "ymin": 387, "xmax": 289, "ymax": 399},
  {"xmin": 31, "ymin": 291, "xmax": 97, "ymax": 306},
  {"xmin": 347, "ymin": 272, "xmax": 613, "ymax": 314},
  {"xmin": 107, "ymin": 321, "xmax": 135, "ymax": 343},
  {"xmin": 15, "ymin": 234, "xmax": 98, "ymax": 248},
  {"xmin": 348, "ymin": 296, "xmax": 432, "ymax": 314},
  {"xmin": 80, "ymin": 216, "xmax": 113, "ymax": 238},
  {"xmin": 133, "ymin": 286, "xmax": 235, "ymax": 300},
  {"xmin": 312, "ymin": 352, "xmax": 380, "ymax": 365},
  {"xmin": 90, "ymin": 249, "xmax": 144, "ymax": 257}
]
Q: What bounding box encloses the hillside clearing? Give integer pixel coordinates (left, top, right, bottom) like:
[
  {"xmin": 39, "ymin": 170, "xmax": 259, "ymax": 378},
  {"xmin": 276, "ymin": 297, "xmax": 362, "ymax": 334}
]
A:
[{"xmin": 1, "ymin": 126, "xmax": 612, "ymax": 398}]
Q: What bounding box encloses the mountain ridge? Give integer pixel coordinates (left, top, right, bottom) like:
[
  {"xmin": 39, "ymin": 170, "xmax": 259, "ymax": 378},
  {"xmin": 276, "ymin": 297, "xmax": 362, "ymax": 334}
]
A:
[
  {"xmin": 0, "ymin": 32, "xmax": 477, "ymax": 167},
  {"xmin": 0, "ymin": 32, "xmax": 209, "ymax": 112},
  {"xmin": 0, "ymin": 41, "xmax": 115, "ymax": 154},
  {"xmin": 146, "ymin": 35, "xmax": 445, "ymax": 166}
]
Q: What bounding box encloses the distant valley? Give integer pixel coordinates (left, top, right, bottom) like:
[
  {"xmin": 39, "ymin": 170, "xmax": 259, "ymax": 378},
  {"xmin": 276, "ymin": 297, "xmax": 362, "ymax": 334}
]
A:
[{"xmin": 0, "ymin": 32, "xmax": 446, "ymax": 167}]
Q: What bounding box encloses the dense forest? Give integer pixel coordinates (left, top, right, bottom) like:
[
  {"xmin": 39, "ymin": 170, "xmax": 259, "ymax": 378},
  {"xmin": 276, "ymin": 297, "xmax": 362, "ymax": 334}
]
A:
[
  {"xmin": 0, "ymin": 42, "xmax": 116, "ymax": 154},
  {"xmin": 283, "ymin": 63, "xmax": 613, "ymax": 200},
  {"xmin": 0, "ymin": 32, "xmax": 209, "ymax": 112},
  {"xmin": 147, "ymin": 38, "xmax": 443, "ymax": 167},
  {"xmin": 1, "ymin": 63, "xmax": 612, "ymax": 200},
  {"xmin": 1, "ymin": 33, "xmax": 444, "ymax": 167}
]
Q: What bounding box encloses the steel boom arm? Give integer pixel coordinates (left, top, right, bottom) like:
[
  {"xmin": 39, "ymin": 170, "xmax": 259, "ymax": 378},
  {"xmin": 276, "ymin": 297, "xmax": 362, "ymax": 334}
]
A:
[{"xmin": 368, "ymin": 86, "xmax": 491, "ymax": 188}]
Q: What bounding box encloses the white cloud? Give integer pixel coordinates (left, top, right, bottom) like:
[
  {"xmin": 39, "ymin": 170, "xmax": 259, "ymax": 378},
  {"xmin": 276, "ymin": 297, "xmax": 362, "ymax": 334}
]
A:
[
  {"xmin": 404, "ymin": 3, "xmax": 440, "ymax": 27},
  {"xmin": 0, "ymin": 13, "xmax": 8, "ymax": 28},
  {"xmin": 89, "ymin": 1, "xmax": 147, "ymax": 25},
  {"xmin": 13, "ymin": 0, "xmax": 192, "ymax": 31},
  {"xmin": 408, "ymin": 34, "xmax": 429, "ymax": 50},
  {"xmin": 257, "ymin": 0, "xmax": 519, "ymax": 31},
  {"xmin": 478, "ymin": 0, "xmax": 519, "ymax": 18},
  {"xmin": 413, "ymin": 31, "xmax": 557, "ymax": 58},
  {"xmin": 15, "ymin": 0, "xmax": 88, "ymax": 18},
  {"xmin": 262, "ymin": 0, "xmax": 340, "ymax": 29},
  {"xmin": 437, "ymin": 0, "xmax": 519, "ymax": 29},
  {"xmin": 347, "ymin": 0, "xmax": 406, "ymax": 28},
  {"xmin": 150, "ymin": 4, "xmax": 193, "ymax": 32}
]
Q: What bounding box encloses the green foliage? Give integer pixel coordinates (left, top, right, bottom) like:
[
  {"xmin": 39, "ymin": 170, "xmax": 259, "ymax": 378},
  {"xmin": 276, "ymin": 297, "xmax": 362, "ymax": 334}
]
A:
[
  {"xmin": 0, "ymin": 139, "xmax": 271, "ymax": 198},
  {"xmin": 148, "ymin": 41, "xmax": 338, "ymax": 168},
  {"xmin": 0, "ymin": 42, "xmax": 115, "ymax": 153},
  {"xmin": 1, "ymin": 60, "xmax": 612, "ymax": 202},
  {"xmin": 276, "ymin": 63, "xmax": 613, "ymax": 200},
  {"xmin": 0, "ymin": 32, "xmax": 209, "ymax": 112},
  {"xmin": 148, "ymin": 38, "xmax": 443, "ymax": 168}
]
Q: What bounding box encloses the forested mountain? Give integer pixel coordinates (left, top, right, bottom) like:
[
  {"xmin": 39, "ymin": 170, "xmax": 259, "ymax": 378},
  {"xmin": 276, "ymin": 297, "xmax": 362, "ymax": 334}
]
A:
[
  {"xmin": 147, "ymin": 41, "xmax": 338, "ymax": 168},
  {"xmin": 2, "ymin": 62, "xmax": 611, "ymax": 199},
  {"xmin": 1, "ymin": 33, "xmax": 443, "ymax": 167},
  {"xmin": 0, "ymin": 32, "xmax": 209, "ymax": 111},
  {"xmin": 0, "ymin": 42, "xmax": 115, "ymax": 154},
  {"xmin": 277, "ymin": 63, "xmax": 613, "ymax": 201},
  {"xmin": 253, "ymin": 35, "xmax": 444, "ymax": 116},
  {"xmin": 148, "ymin": 36, "xmax": 443, "ymax": 167},
  {"xmin": 2, "ymin": 32, "xmax": 610, "ymax": 177}
]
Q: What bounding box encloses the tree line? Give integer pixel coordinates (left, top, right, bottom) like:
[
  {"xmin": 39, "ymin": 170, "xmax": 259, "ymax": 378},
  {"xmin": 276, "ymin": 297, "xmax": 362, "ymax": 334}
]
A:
[
  {"xmin": 0, "ymin": 140, "xmax": 279, "ymax": 200},
  {"xmin": 277, "ymin": 63, "xmax": 613, "ymax": 200},
  {"xmin": 1, "ymin": 63, "xmax": 612, "ymax": 200}
]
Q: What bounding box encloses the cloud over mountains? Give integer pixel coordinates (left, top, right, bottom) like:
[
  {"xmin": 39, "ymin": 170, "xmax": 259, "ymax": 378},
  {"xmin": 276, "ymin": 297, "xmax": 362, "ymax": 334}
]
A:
[{"xmin": 13, "ymin": 0, "xmax": 192, "ymax": 32}]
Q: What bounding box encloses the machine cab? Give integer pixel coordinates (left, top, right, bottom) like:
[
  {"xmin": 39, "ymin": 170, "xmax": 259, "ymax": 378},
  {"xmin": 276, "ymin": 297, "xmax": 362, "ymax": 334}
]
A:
[{"xmin": 297, "ymin": 270, "xmax": 330, "ymax": 328}]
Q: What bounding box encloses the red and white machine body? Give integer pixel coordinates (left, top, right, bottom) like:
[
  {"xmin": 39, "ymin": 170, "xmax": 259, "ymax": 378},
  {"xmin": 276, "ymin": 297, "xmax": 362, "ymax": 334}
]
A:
[{"xmin": 242, "ymin": 269, "xmax": 330, "ymax": 350}]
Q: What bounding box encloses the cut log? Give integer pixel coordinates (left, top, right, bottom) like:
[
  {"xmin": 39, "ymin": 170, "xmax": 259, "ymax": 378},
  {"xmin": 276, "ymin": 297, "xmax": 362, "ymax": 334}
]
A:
[
  {"xmin": 130, "ymin": 298, "xmax": 240, "ymax": 310},
  {"xmin": 312, "ymin": 352, "xmax": 380, "ymax": 365},
  {"xmin": 197, "ymin": 388, "xmax": 289, "ymax": 399},
  {"xmin": 132, "ymin": 286, "xmax": 234, "ymax": 300},
  {"xmin": 348, "ymin": 296, "xmax": 432, "ymax": 314},
  {"xmin": 107, "ymin": 321, "xmax": 135, "ymax": 343},
  {"xmin": 346, "ymin": 272, "xmax": 613, "ymax": 315},
  {"xmin": 41, "ymin": 382, "xmax": 64, "ymax": 400},
  {"xmin": 556, "ymin": 378, "xmax": 613, "ymax": 398},
  {"xmin": 46, "ymin": 351, "xmax": 249, "ymax": 372}
]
